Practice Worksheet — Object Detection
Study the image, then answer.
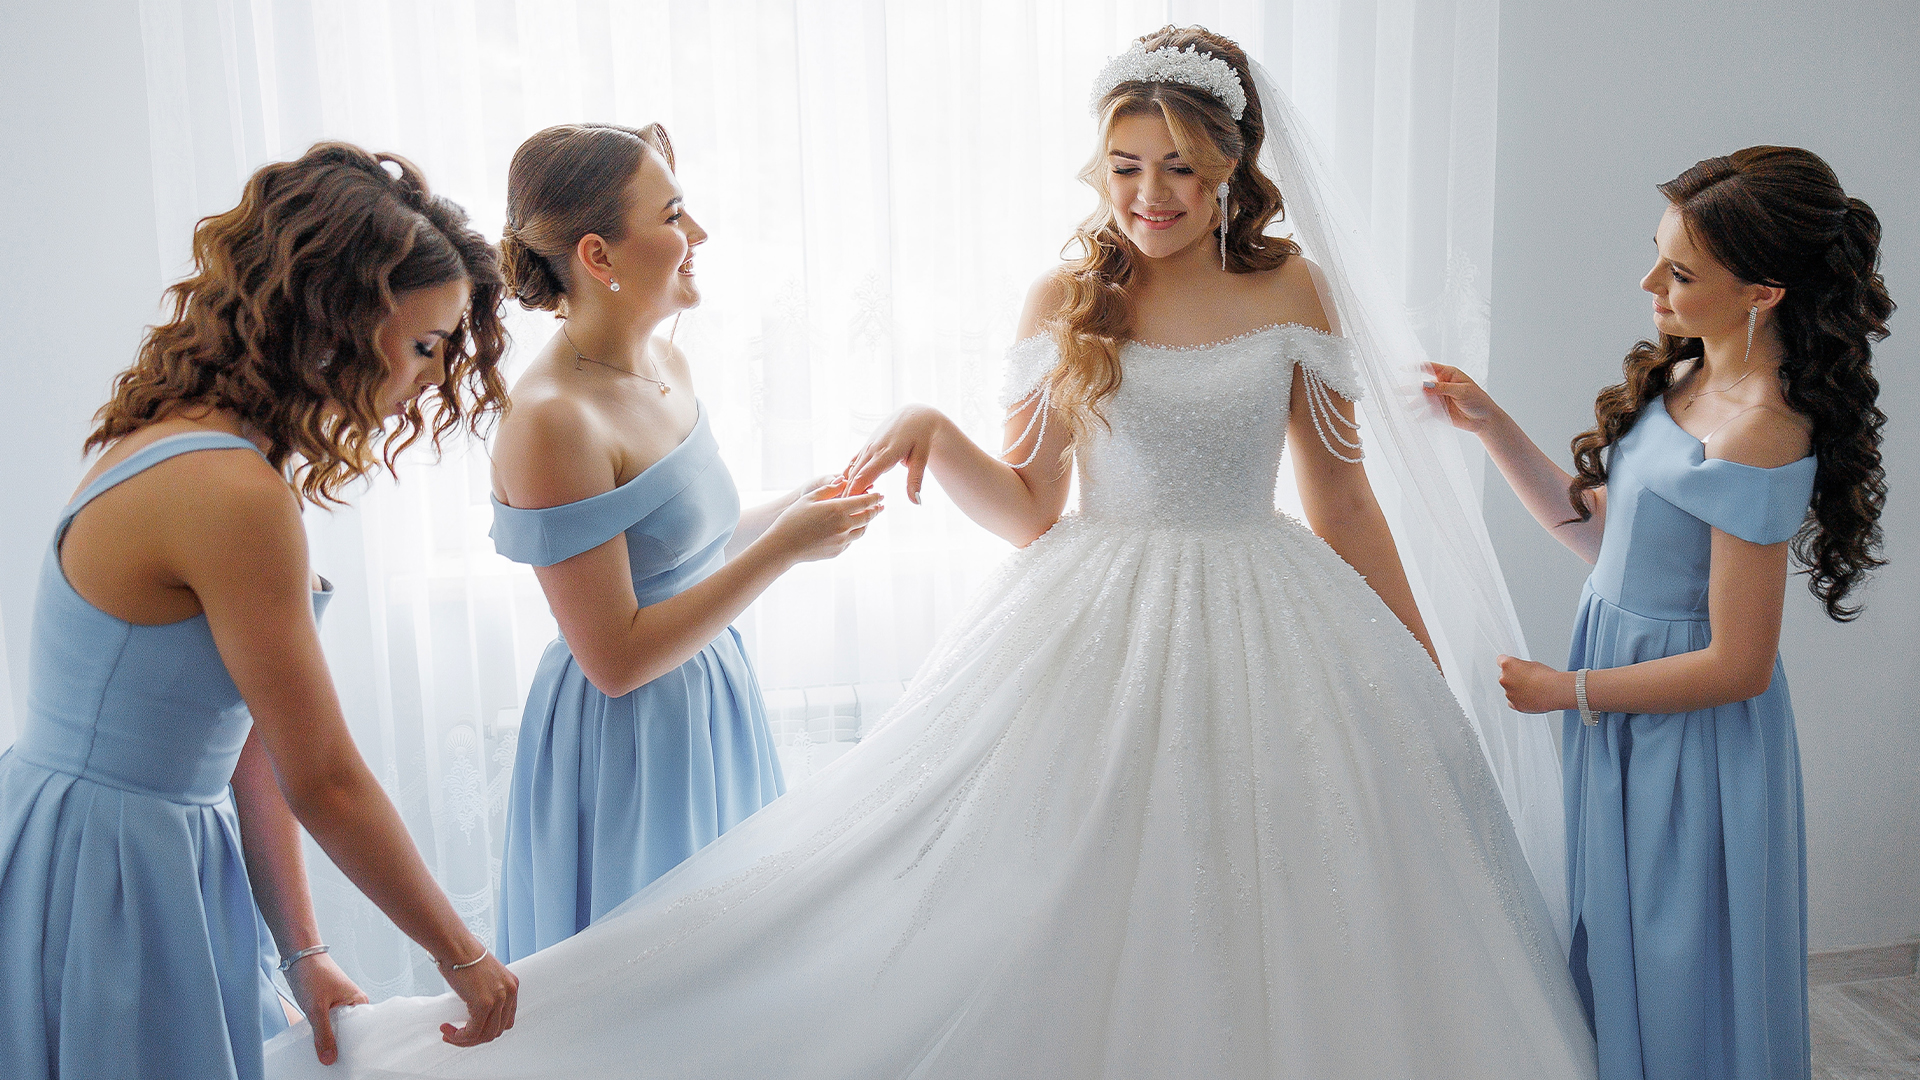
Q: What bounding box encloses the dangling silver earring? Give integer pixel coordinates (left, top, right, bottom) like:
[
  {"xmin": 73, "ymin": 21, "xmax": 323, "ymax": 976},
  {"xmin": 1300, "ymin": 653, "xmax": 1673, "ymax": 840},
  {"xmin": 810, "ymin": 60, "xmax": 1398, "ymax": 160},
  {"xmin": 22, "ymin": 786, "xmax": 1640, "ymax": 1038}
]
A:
[
  {"xmin": 1217, "ymin": 181, "xmax": 1230, "ymax": 270},
  {"xmin": 1743, "ymin": 304, "xmax": 1757, "ymax": 365},
  {"xmin": 608, "ymin": 277, "xmax": 621, "ymax": 293}
]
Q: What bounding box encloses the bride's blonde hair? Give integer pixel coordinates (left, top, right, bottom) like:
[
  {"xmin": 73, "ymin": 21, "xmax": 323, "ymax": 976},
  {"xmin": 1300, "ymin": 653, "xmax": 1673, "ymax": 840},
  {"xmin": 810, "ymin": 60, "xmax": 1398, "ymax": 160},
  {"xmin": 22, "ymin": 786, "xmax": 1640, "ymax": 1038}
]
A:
[{"xmin": 1041, "ymin": 26, "xmax": 1297, "ymax": 450}]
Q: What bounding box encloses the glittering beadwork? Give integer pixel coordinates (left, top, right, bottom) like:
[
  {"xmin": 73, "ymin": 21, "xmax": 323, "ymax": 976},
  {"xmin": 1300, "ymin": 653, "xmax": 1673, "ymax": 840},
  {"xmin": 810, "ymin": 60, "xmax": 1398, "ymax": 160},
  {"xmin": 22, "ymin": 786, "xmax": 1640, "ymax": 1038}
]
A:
[{"xmin": 1089, "ymin": 40, "xmax": 1248, "ymax": 121}]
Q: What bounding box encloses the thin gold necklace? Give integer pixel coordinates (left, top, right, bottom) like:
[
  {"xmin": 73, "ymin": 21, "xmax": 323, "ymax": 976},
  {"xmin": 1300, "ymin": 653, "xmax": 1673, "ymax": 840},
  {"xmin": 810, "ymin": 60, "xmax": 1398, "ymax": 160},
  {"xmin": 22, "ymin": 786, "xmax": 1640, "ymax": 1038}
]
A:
[
  {"xmin": 562, "ymin": 324, "xmax": 670, "ymax": 396},
  {"xmin": 1684, "ymin": 306, "xmax": 1758, "ymax": 409}
]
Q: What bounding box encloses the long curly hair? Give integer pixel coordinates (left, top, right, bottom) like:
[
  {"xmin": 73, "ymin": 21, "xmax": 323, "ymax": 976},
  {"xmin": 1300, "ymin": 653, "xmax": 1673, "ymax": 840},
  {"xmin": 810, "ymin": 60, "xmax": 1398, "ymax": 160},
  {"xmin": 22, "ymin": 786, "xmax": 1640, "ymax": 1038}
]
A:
[
  {"xmin": 87, "ymin": 142, "xmax": 509, "ymax": 504},
  {"xmin": 1568, "ymin": 146, "xmax": 1893, "ymax": 620},
  {"xmin": 498, "ymin": 122, "xmax": 675, "ymax": 312},
  {"xmin": 1044, "ymin": 25, "xmax": 1299, "ymax": 448}
]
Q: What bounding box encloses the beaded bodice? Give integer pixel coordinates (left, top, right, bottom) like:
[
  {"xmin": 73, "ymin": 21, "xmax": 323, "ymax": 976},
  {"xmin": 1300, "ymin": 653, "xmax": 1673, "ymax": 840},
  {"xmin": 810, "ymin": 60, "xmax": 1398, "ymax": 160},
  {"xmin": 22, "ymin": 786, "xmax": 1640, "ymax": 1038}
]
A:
[{"xmin": 1000, "ymin": 324, "xmax": 1364, "ymax": 528}]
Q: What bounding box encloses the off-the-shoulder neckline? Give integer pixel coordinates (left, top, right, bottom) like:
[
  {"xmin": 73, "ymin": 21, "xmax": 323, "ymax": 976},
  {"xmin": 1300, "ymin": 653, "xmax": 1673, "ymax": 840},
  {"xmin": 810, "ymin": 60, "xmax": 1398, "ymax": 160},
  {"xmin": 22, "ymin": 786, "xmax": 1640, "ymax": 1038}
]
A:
[
  {"xmin": 1646, "ymin": 394, "xmax": 1814, "ymax": 471},
  {"xmin": 1010, "ymin": 322, "xmax": 1340, "ymax": 352}
]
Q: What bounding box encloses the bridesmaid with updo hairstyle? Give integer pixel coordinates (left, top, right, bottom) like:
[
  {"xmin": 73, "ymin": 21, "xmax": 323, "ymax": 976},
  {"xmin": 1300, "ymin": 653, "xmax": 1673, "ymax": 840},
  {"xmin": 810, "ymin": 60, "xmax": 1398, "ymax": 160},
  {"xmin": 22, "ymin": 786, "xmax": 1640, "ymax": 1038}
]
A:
[
  {"xmin": 490, "ymin": 122, "xmax": 882, "ymax": 961},
  {"xmin": 0, "ymin": 142, "xmax": 517, "ymax": 1080},
  {"xmin": 1429, "ymin": 146, "xmax": 1892, "ymax": 1079}
]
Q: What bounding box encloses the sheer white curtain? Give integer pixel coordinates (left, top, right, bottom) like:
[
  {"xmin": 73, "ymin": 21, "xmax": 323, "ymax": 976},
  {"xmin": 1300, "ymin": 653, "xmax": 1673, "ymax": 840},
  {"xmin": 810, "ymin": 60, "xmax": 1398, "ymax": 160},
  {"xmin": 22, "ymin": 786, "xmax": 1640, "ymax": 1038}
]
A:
[{"xmin": 136, "ymin": 0, "xmax": 1508, "ymax": 1000}]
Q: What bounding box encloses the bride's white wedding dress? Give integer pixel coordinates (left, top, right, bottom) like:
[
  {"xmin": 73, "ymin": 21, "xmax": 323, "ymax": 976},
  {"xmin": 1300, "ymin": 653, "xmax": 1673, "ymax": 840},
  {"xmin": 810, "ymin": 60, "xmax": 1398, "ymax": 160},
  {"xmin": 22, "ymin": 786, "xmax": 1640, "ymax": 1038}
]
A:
[{"xmin": 269, "ymin": 323, "xmax": 1595, "ymax": 1079}]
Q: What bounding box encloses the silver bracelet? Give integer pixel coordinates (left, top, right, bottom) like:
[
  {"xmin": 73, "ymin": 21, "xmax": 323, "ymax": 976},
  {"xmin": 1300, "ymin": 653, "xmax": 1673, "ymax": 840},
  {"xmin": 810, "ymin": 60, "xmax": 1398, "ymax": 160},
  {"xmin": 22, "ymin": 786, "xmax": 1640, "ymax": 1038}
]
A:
[
  {"xmin": 1575, "ymin": 668, "xmax": 1597, "ymax": 726},
  {"xmin": 440, "ymin": 945, "xmax": 490, "ymax": 972},
  {"xmin": 277, "ymin": 943, "xmax": 330, "ymax": 972}
]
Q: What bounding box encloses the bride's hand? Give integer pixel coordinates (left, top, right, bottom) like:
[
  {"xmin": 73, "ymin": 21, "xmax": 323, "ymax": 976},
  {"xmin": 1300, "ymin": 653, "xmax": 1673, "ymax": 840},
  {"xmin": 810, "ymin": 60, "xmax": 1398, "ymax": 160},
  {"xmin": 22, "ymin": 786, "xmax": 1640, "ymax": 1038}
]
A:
[
  {"xmin": 437, "ymin": 947, "xmax": 519, "ymax": 1048},
  {"xmin": 1422, "ymin": 363, "xmax": 1504, "ymax": 435},
  {"xmin": 284, "ymin": 952, "xmax": 370, "ymax": 1065},
  {"xmin": 841, "ymin": 405, "xmax": 949, "ymax": 504},
  {"xmin": 1496, "ymin": 655, "xmax": 1575, "ymax": 714}
]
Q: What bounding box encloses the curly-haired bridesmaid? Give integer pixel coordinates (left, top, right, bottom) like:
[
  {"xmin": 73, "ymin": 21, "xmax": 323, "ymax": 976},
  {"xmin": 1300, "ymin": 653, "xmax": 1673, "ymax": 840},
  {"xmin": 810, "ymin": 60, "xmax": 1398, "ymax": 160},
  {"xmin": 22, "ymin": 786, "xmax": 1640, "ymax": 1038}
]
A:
[
  {"xmin": 1429, "ymin": 145, "xmax": 1892, "ymax": 1080},
  {"xmin": 0, "ymin": 143, "xmax": 519, "ymax": 1079}
]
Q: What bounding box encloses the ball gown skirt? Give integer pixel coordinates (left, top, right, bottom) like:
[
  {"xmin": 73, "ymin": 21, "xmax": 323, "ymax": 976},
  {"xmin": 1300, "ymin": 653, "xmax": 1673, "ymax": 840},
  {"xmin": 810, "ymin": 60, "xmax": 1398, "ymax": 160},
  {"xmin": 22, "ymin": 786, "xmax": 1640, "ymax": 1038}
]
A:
[{"xmin": 268, "ymin": 327, "xmax": 1596, "ymax": 1078}]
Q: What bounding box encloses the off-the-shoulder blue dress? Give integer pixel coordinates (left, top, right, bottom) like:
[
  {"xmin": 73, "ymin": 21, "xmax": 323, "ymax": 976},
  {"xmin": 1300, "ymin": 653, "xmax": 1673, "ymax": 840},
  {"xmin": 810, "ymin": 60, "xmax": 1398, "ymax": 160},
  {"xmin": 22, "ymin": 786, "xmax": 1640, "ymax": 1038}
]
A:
[
  {"xmin": 491, "ymin": 403, "xmax": 784, "ymax": 962},
  {"xmin": 0, "ymin": 432, "xmax": 329, "ymax": 1080},
  {"xmin": 1565, "ymin": 396, "xmax": 1818, "ymax": 1080}
]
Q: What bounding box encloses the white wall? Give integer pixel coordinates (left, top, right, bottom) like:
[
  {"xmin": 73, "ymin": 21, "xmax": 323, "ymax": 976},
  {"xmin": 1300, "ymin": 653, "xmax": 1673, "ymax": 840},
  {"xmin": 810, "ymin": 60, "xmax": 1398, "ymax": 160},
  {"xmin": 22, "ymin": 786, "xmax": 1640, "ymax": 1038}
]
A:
[
  {"xmin": 0, "ymin": 0, "xmax": 162, "ymax": 740},
  {"xmin": 1489, "ymin": 1, "xmax": 1920, "ymax": 951}
]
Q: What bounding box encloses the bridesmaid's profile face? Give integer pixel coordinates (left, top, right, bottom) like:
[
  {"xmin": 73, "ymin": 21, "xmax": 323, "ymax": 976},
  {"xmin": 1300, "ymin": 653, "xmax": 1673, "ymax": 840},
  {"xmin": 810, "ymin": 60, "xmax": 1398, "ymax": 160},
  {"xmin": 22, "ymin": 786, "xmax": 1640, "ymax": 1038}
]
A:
[
  {"xmin": 373, "ymin": 277, "xmax": 470, "ymax": 417},
  {"xmin": 595, "ymin": 148, "xmax": 708, "ymax": 315},
  {"xmin": 1641, "ymin": 205, "xmax": 1751, "ymax": 342},
  {"xmin": 1105, "ymin": 113, "xmax": 1216, "ymax": 261}
]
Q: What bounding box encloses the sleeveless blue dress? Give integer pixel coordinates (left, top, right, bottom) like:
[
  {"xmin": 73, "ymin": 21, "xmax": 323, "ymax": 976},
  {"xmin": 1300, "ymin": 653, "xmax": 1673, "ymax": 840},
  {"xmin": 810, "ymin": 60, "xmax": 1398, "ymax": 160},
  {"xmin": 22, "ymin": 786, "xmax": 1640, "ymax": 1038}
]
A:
[
  {"xmin": 0, "ymin": 432, "xmax": 330, "ymax": 1080},
  {"xmin": 492, "ymin": 403, "xmax": 784, "ymax": 962},
  {"xmin": 1564, "ymin": 396, "xmax": 1817, "ymax": 1080}
]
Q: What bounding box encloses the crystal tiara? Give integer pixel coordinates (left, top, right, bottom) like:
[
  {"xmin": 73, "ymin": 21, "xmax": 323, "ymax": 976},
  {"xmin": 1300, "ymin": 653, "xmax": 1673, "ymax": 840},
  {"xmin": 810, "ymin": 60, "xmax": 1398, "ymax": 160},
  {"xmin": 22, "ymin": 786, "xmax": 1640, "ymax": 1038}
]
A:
[{"xmin": 1087, "ymin": 41, "xmax": 1248, "ymax": 121}]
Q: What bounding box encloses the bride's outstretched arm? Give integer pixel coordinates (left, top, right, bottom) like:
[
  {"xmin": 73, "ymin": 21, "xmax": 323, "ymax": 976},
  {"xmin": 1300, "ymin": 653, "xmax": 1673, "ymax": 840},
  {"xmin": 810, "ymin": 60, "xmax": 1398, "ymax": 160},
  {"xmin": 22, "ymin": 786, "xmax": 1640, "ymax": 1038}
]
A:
[
  {"xmin": 839, "ymin": 396, "xmax": 1073, "ymax": 547},
  {"xmin": 841, "ymin": 279, "xmax": 1075, "ymax": 547},
  {"xmin": 1290, "ymin": 362, "xmax": 1441, "ymax": 669}
]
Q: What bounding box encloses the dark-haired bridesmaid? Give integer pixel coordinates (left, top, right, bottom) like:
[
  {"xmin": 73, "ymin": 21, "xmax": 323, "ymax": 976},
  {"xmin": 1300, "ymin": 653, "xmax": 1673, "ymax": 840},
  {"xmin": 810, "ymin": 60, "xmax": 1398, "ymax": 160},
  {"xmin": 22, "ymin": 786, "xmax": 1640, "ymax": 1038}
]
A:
[
  {"xmin": 490, "ymin": 123, "xmax": 881, "ymax": 961},
  {"xmin": 0, "ymin": 143, "xmax": 518, "ymax": 1079},
  {"xmin": 1428, "ymin": 146, "xmax": 1891, "ymax": 1080}
]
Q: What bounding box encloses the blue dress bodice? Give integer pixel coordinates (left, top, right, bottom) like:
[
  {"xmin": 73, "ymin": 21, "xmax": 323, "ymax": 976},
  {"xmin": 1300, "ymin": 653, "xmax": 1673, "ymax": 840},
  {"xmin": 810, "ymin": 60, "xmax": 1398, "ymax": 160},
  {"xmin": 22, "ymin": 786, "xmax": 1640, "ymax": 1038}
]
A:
[
  {"xmin": 490, "ymin": 403, "xmax": 739, "ymax": 604},
  {"xmin": 1586, "ymin": 396, "xmax": 1816, "ymax": 621}
]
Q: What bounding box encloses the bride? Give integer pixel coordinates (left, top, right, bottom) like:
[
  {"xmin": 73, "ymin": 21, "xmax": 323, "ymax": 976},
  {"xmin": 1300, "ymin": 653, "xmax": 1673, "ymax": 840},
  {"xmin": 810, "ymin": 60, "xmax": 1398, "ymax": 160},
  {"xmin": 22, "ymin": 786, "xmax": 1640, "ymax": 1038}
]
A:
[{"xmin": 271, "ymin": 26, "xmax": 1595, "ymax": 1079}]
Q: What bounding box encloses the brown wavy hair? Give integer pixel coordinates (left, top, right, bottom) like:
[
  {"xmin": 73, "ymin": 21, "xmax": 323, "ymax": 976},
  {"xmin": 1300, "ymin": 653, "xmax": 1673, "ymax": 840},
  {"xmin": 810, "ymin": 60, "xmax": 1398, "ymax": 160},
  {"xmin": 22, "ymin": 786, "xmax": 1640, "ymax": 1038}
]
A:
[
  {"xmin": 1043, "ymin": 25, "xmax": 1298, "ymax": 448},
  {"xmin": 87, "ymin": 142, "xmax": 508, "ymax": 504},
  {"xmin": 498, "ymin": 122, "xmax": 675, "ymax": 312},
  {"xmin": 1568, "ymin": 146, "xmax": 1893, "ymax": 620}
]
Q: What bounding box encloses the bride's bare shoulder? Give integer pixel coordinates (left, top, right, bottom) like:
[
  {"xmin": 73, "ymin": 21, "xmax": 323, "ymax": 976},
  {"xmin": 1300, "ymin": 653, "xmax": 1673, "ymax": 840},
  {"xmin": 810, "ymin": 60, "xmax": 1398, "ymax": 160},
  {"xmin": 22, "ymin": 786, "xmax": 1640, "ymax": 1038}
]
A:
[
  {"xmin": 1250, "ymin": 254, "xmax": 1334, "ymax": 334},
  {"xmin": 1015, "ymin": 270, "xmax": 1073, "ymax": 339}
]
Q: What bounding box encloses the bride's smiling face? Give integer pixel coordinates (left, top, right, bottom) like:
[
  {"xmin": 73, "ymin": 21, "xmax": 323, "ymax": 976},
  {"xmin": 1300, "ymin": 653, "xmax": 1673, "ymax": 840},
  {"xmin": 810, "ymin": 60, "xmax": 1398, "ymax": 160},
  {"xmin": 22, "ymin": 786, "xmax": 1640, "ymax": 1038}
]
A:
[{"xmin": 1105, "ymin": 112, "xmax": 1217, "ymax": 260}]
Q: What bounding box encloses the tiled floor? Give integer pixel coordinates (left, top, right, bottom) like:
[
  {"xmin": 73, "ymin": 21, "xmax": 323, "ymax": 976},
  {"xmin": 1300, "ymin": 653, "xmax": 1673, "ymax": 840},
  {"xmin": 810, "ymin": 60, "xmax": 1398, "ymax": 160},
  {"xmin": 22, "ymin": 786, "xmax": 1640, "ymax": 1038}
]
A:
[{"xmin": 1811, "ymin": 974, "xmax": 1920, "ymax": 1079}]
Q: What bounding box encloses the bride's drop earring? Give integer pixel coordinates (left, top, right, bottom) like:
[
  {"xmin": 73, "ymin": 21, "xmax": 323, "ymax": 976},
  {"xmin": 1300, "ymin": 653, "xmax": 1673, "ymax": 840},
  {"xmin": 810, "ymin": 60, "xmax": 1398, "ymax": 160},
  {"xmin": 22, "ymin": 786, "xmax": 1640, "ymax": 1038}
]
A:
[
  {"xmin": 608, "ymin": 277, "xmax": 621, "ymax": 293},
  {"xmin": 1217, "ymin": 181, "xmax": 1230, "ymax": 270}
]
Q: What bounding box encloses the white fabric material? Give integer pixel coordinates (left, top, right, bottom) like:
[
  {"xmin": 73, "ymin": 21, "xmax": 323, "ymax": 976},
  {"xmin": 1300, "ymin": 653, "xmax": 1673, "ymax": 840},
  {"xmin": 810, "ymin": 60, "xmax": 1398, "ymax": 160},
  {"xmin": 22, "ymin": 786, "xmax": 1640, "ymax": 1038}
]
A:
[
  {"xmin": 127, "ymin": 0, "xmax": 1522, "ymax": 997},
  {"xmin": 1244, "ymin": 59, "xmax": 1571, "ymax": 946},
  {"xmin": 266, "ymin": 326, "xmax": 1594, "ymax": 1080}
]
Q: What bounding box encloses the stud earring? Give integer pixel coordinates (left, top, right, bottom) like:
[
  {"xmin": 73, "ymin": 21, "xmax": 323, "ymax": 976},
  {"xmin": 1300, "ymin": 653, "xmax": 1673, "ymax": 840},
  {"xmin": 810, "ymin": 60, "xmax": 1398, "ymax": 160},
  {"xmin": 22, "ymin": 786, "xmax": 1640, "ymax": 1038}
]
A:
[
  {"xmin": 1217, "ymin": 181, "xmax": 1230, "ymax": 270},
  {"xmin": 609, "ymin": 277, "xmax": 621, "ymax": 293}
]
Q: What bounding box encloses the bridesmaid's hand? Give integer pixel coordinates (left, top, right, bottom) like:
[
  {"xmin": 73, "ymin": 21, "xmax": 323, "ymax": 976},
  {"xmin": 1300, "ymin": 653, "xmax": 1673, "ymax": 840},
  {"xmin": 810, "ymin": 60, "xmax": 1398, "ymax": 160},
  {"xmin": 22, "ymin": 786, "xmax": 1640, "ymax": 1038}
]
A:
[
  {"xmin": 761, "ymin": 481, "xmax": 884, "ymax": 564},
  {"xmin": 1422, "ymin": 363, "xmax": 1505, "ymax": 435},
  {"xmin": 438, "ymin": 948, "xmax": 519, "ymax": 1047},
  {"xmin": 284, "ymin": 953, "xmax": 370, "ymax": 1065},
  {"xmin": 1497, "ymin": 655, "xmax": 1576, "ymax": 714}
]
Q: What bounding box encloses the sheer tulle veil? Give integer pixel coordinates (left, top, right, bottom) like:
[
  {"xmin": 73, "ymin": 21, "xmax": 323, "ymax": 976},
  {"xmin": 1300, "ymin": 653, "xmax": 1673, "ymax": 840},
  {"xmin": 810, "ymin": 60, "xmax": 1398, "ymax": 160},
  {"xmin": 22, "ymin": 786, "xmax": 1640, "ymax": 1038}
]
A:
[{"xmin": 1246, "ymin": 60, "xmax": 1569, "ymax": 948}]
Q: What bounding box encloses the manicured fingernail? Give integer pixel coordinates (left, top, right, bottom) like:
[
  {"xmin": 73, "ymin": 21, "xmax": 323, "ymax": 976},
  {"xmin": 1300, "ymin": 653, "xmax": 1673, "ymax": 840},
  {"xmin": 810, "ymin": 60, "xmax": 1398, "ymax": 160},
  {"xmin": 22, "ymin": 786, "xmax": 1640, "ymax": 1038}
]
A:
[{"xmin": 1422, "ymin": 380, "xmax": 1436, "ymax": 389}]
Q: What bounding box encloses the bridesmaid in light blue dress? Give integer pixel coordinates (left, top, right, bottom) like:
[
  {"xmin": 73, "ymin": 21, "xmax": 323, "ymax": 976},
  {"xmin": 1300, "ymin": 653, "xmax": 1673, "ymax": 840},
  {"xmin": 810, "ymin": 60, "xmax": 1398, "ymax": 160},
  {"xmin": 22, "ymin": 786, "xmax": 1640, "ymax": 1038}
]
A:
[
  {"xmin": 0, "ymin": 143, "xmax": 519, "ymax": 1079},
  {"xmin": 1430, "ymin": 146, "xmax": 1891, "ymax": 1080},
  {"xmin": 491, "ymin": 123, "xmax": 881, "ymax": 960}
]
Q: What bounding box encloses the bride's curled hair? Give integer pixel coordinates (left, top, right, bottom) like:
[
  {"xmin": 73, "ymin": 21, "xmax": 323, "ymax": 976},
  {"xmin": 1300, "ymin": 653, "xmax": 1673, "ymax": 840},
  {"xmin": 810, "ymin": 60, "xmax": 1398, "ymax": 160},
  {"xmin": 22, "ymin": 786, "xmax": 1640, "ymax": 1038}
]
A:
[
  {"xmin": 1045, "ymin": 25, "xmax": 1299, "ymax": 448},
  {"xmin": 1568, "ymin": 146, "xmax": 1893, "ymax": 620},
  {"xmin": 87, "ymin": 142, "xmax": 508, "ymax": 504}
]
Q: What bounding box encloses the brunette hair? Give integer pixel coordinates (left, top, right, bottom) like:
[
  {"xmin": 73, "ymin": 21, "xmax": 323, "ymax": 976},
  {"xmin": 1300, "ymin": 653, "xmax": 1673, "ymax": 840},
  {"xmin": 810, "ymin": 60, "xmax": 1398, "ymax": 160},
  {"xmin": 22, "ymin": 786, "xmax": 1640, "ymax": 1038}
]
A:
[
  {"xmin": 1044, "ymin": 25, "xmax": 1298, "ymax": 448},
  {"xmin": 1568, "ymin": 146, "xmax": 1893, "ymax": 620},
  {"xmin": 88, "ymin": 142, "xmax": 508, "ymax": 504},
  {"xmin": 498, "ymin": 122, "xmax": 676, "ymax": 311}
]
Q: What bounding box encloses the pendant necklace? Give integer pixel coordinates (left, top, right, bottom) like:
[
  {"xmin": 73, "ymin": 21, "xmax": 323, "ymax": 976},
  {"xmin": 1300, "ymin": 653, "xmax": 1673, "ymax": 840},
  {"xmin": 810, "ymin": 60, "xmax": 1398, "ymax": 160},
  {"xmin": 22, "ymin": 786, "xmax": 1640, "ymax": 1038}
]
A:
[{"xmin": 562, "ymin": 324, "xmax": 671, "ymax": 395}]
